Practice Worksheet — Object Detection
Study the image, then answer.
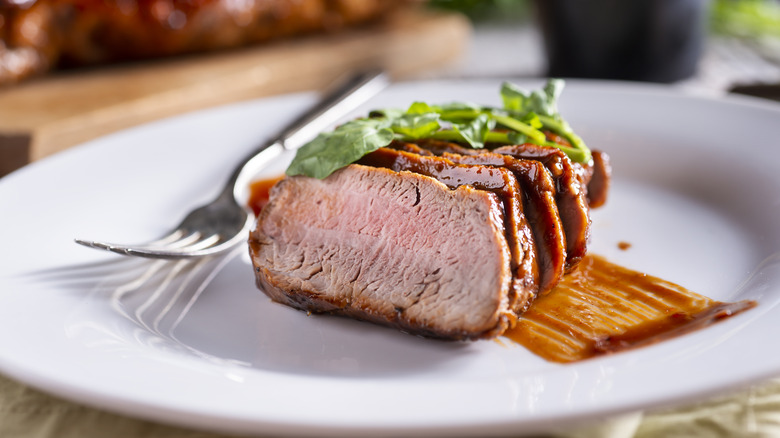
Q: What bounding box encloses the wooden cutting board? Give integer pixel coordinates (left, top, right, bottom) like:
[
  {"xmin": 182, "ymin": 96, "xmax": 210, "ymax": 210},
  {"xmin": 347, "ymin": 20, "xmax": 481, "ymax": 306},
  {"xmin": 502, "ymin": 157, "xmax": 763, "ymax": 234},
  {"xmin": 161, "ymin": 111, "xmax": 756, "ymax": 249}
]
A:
[{"xmin": 0, "ymin": 8, "xmax": 470, "ymax": 177}]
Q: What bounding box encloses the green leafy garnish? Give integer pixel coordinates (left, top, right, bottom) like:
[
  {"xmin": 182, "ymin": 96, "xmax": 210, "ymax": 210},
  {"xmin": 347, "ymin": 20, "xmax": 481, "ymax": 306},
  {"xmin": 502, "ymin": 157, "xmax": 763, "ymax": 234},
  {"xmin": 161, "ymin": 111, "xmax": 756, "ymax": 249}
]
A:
[
  {"xmin": 501, "ymin": 79, "xmax": 563, "ymax": 117},
  {"xmin": 491, "ymin": 113, "xmax": 546, "ymax": 143},
  {"xmin": 452, "ymin": 113, "xmax": 495, "ymax": 149},
  {"xmin": 711, "ymin": 0, "xmax": 780, "ymax": 39},
  {"xmin": 388, "ymin": 112, "xmax": 441, "ymax": 140},
  {"xmin": 433, "ymin": 102, "xmax": 484, "ymax": 121},
  {"xmin": 285, "ymin": 119, "xmax": 394, "ymax": 179},
  {"xmin": 286, "ymin": 79, "xmax": 591, "ymax": 179},
  {"xmin": 500, "ymin": 79, "xmax": 590, "ymax": 162}
]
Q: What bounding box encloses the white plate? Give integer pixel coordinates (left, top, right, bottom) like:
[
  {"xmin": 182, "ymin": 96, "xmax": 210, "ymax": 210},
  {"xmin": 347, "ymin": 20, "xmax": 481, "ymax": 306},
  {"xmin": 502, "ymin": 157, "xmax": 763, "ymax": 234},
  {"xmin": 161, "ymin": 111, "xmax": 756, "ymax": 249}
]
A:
[{"xmin": 1, "ymin": 79, "xmax": 779, "ymax": 437}]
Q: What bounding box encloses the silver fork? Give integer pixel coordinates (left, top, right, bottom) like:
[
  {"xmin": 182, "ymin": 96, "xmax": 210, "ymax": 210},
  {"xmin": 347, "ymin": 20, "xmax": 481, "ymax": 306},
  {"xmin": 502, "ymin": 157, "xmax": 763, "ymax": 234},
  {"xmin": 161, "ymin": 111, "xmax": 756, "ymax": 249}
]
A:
[{"xmin": 75, "ymin": 69, "xmax": 389, "ymax": 259}]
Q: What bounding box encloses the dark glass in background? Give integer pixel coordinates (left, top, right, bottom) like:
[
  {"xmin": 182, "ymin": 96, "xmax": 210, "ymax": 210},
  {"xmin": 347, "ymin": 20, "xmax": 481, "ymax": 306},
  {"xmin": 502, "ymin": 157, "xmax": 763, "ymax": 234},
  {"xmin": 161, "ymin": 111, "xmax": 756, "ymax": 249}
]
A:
[{"xmin": 535, "ymin": 0, "xmax": 709, "ymax": 82}]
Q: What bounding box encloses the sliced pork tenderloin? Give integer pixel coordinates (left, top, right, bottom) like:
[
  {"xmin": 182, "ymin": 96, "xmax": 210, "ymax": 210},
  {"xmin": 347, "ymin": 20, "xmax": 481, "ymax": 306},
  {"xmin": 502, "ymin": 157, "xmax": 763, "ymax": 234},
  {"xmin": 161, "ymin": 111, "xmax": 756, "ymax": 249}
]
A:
[
  {"xmin": 249, "ymin": 164, "xmax": 517, "ymax": 340},
  {"xmin": 358, "ymin": 147, "xmax": 539, "ymax": 313}
]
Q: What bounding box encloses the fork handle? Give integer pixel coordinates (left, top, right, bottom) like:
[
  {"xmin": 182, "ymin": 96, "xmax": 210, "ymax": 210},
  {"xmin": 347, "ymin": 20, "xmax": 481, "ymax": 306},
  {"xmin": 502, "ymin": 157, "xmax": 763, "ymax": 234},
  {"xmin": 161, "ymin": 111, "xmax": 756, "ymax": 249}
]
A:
[
  {"xmin": 274, "ymin": 69, "xmax": 390, "ymax": 149},
  {"xmin": 224, "ymin": 69, "xmax": 390, "ymax": 198}
]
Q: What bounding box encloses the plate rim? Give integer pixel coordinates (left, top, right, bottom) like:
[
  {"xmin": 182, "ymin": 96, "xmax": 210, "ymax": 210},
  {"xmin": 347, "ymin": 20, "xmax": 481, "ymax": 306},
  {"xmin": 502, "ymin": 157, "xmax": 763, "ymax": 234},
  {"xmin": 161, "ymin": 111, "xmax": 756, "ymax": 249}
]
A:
[{"xmin": 1, "ymin": 77, "xmax": 780, "ymax": 436}]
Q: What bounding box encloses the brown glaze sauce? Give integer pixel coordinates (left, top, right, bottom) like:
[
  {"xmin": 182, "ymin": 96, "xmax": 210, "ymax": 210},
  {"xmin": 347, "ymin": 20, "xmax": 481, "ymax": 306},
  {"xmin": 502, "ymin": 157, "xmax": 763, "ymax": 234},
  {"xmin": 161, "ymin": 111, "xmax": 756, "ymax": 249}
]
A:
[
  {"xmin": 505, "ymin": 254, "xmax": 755, "ymax": 363},
  {"xmin": 247, "ymin": 176, "xmax": 283, "ymax": 216},
  {"xmin": 248, "ymin": 178, "xmax": 756, "ymax": 363}
]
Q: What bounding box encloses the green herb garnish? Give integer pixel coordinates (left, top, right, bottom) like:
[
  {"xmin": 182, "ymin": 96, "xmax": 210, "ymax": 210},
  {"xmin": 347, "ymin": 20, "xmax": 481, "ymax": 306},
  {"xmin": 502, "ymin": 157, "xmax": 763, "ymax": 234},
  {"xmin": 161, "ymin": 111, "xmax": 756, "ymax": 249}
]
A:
[
  {"xmin": 285, "ymin": 119, "xmax": 394, "ymax": 179},
  {"xmin": 286, "ymin": 79, "xmax": 591, "ymax": 179}
]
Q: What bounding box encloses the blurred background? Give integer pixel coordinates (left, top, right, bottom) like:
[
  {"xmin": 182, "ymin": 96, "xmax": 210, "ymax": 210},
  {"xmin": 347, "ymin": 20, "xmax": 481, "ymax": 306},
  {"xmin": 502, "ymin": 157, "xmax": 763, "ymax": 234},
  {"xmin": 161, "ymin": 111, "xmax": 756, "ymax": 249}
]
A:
[
  {"xmin": 1, "ymin": 1, "xmax": 780, "ymax": 434},
  {"xmin": 427, "ymin": 0, "xmax": 780, "ymax": 96},
  {"xmin": 2, "ymin": 0, "xmax": 780, "ymax": 176}
]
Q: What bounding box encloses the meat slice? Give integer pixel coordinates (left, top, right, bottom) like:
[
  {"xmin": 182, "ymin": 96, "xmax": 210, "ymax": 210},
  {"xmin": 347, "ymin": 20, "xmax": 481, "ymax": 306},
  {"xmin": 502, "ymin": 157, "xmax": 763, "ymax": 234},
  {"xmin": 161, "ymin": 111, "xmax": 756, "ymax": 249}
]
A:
[
  {"xmin": 492, "ymin": 144, "xmax": 591, "ymax": 272},
  {"xmin": 358, "ymin": 147, "xmax": 539, "ymax": 313},
  {"xmin": 392, "ymin": 140, "xmax": 566, "ymax": 295},
  {"xmin": 438, "ymin": 151, "xmax": 566, "ymax": 297},
  {"xmin": 249, "ymin": 164, "xmax": 515, "ymax": 340},
  {"xmin": 398, "ymin": 139, "xmax": 600, "ymax": 274},
  {"xmin": 581, "ymin": 150, "xmax": 611, "ymax": 208}
]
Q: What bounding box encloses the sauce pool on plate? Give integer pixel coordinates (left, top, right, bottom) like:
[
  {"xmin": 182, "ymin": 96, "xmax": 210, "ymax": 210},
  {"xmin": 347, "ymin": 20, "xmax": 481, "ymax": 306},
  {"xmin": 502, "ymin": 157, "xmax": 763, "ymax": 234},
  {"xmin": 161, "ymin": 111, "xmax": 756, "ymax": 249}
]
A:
[
  {"xmin": 248, "ymin": 176, "xmax": 284, "ymax": 216},
  {"xmin": 505, "ymin": 254, "xmax": 755, "ymax": 362}
]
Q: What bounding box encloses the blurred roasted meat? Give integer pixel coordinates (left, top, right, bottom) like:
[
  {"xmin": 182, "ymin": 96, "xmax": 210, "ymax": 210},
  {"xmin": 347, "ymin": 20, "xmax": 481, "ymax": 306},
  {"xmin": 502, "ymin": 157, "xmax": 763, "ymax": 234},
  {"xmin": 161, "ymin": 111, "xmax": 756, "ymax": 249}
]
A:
[{"xmin": 0, "ymin": 0, "xmax": 404, "ymax": 85}]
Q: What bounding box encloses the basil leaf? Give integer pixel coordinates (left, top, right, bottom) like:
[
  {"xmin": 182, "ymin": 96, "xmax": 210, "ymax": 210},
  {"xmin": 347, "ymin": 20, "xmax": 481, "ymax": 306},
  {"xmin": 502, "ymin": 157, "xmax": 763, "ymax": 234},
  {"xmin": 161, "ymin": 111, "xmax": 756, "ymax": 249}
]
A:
[
  {"xmin": 507, "ymin": 131, "xmax": 530, "ymax": 144},
  {"xmin": 502, "ymin": 80, "xmax": 592, "ymax": 162},
  {"xmin": 453, "ymin": 113, "xmax": 494, "ymax": 149},
  {"xmin": 390, "ymin": 112, "xmax": 441, "ymax": 139},
  {"xmin": 501, "ymin": 78, "xmax": 564, "ymax": 118},
  {"xmin": 407, "ymin": 101, "xmax": 435, "ymax": 114},
  {"xmin": 286, "ymin": 119, "xmax": 394, "ymax": 179}
]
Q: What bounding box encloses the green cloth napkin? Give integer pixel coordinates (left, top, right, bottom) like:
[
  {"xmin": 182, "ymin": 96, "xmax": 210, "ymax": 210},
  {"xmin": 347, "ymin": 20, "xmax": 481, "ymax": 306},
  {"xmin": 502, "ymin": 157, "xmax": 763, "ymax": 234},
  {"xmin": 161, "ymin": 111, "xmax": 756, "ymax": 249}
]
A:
[{"xmin": 3, "ymin": 373, "xmax": 780, "ymax": 438}]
